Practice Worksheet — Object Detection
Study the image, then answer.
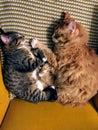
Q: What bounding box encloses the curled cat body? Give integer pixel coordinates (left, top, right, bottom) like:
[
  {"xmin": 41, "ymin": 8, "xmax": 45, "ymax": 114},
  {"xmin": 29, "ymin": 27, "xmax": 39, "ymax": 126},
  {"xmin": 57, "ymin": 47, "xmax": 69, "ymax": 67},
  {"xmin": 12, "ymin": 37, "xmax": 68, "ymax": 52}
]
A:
[
  {"xmin": 0, "ymin": 28, "xmax": 57, "ymax": 103},
  {"xmin": 52, "ymin": 12, "xmax": 98, "ymax": 106}
]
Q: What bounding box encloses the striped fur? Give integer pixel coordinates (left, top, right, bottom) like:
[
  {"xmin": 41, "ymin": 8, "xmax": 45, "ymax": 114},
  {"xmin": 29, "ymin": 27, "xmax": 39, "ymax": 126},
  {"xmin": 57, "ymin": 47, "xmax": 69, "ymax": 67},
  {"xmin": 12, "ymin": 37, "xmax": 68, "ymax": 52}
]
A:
[{"xmin": 0, "ymin": 29, "xmax": 57, "ymax": 103}]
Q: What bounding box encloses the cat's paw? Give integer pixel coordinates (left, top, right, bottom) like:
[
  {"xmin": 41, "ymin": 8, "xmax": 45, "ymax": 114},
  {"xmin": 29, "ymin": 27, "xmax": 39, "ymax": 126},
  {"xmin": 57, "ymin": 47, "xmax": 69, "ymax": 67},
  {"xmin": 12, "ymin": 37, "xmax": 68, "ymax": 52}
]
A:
[
  {"xmin": 42, "ymin": 57, "xmax": 47, "ymax": 62},
  {"xmin": 37, "ymin": 50, "xmax": 47, "ymax": 64},
  {"xmin": 31, "ymin": 38, "xmax": 38, "ymax": 48},
  {"xmin": 43, "ymin": 86, "xmax": 57, "ymax": 102}
]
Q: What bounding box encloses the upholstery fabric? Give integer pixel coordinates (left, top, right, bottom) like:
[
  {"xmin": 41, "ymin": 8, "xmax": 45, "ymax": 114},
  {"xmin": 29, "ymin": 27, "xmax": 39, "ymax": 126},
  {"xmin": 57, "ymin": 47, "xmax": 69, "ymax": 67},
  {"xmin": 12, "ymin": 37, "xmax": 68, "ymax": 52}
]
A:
[{"xmin": 0, "ymin": 0, "xmax": 98, "ymax": 50}]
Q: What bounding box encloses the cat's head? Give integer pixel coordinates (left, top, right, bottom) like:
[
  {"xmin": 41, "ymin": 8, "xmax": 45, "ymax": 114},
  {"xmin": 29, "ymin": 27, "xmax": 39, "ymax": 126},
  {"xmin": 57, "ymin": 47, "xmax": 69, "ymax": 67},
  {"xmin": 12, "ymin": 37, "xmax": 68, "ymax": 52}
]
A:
[
  {"xmin": 0, "ymin": 28, "xmax": 25, "ymax": 49},
  {"xmin": 52, "ymin": 12, "xmax": 85, "ymax": 45}
]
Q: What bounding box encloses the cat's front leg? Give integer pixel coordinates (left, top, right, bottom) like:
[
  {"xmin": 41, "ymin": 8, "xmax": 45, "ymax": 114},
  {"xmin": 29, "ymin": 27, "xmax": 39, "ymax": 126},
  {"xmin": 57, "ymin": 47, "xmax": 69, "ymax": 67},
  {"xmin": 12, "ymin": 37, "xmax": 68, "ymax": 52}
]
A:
[
  {"xmin": 31, "ymin": 38, "xmax": 57, "ymax": 68},
  {"xmin": 31, "ymin": 38, "xmax": 47, "ymax": 66},
  {"xmin": 31, "ymin": 38, "xmax": 38, "ymax": 48}
]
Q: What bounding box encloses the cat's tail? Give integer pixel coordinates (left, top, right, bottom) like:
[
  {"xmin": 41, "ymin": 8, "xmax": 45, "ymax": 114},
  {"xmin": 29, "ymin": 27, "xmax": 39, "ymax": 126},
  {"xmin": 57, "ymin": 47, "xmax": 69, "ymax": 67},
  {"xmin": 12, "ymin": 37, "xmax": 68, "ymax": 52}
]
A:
[{"xmin": 16, "ymin": 86, "xmax": 57, "ymax": 103}]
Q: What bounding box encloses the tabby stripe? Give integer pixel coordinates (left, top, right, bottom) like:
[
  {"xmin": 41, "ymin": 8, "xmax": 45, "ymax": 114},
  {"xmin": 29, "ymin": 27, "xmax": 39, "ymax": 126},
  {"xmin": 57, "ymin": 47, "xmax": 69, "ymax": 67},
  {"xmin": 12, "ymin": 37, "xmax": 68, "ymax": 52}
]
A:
[
  {"xmin": 31, "ymin": 89, "xmax": 40, "ymax": 102},
  {"xmin": 28, "ymin": 89, "xmax": 38, "ymax": 101},
  {"xmin": 27, "ymin": 58, "xmax": 33, "ymax": 70},
  {"xmin": 21, "ymin": 57, "xmax": 31, "ymax": 70}
]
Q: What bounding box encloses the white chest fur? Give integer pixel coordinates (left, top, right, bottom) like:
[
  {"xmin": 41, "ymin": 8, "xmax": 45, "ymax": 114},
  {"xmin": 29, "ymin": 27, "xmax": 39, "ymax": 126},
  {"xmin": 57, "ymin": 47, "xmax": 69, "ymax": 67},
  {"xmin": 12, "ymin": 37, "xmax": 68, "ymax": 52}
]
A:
[{"xmin": 32, "ymin": 70, "xmax": 44, "ymax": 91}]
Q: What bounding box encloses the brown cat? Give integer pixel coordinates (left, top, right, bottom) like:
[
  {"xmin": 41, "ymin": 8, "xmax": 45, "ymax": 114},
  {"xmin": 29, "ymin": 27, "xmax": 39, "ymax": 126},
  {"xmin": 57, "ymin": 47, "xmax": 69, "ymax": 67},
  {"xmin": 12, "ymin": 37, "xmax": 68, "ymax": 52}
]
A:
[{"xmin": 52, "ymin": 12, "xmax": 98, "ymax": 106}]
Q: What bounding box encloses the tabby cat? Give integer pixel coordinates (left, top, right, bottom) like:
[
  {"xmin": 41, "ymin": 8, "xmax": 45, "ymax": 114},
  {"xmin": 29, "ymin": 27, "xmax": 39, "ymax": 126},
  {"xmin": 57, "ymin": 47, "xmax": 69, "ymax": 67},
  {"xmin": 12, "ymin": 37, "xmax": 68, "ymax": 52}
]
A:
[
  {"xmin": 0, "ymin": 28, "xmax": 57, "ymax": 103},
  {"xmin": 52, "ymin": 12, "xmax": 98, "ymax": 106}
]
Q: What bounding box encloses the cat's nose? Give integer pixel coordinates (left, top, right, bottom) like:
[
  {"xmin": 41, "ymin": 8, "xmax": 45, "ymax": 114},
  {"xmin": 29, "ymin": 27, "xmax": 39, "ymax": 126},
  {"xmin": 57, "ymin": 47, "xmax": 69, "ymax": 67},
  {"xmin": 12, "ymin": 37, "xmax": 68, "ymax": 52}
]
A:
[{"xmin": 19, "ymin": 35, "xmax": 25, "ymax": 41}]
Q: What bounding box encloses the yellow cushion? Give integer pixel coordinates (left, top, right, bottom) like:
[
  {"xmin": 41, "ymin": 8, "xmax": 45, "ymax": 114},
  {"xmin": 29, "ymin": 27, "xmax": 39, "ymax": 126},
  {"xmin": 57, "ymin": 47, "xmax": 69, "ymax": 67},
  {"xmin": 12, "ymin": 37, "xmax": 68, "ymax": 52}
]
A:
[
  {"xmin": 0, "ymin": 99, "xmax": 98, "ymax": 130},
  {"xmin": 0, "ymin": 62, "xmax": 10, "ymax": 124}
]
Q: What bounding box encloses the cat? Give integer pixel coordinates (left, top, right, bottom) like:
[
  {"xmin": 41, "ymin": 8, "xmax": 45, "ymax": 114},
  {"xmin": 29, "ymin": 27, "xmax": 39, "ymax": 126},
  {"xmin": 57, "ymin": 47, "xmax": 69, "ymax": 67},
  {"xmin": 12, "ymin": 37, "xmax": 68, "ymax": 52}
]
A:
[
  {"xmin": 0, "ymin": 28, "xmax": 57, "ymax": 103},
  {"xmin": 52, "ymin": 12, "xmax": 98, "ymax": 106}
]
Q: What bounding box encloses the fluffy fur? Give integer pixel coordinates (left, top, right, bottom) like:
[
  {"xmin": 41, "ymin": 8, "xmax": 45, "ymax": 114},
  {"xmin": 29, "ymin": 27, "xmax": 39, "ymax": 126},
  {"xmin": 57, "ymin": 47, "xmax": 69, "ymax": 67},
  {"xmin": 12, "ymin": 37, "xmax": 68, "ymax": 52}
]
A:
[{"xmin": 52, "ymin": 12, "xmax": 98, "ymax": 106}]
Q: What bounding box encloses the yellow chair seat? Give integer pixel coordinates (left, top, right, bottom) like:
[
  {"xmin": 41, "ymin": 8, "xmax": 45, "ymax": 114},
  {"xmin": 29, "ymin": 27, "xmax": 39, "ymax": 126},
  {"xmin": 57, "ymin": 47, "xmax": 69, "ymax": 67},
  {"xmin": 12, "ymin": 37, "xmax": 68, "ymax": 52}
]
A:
[
  {"xmin": 0, "ymin": 99, "xmax": 98, "ymax": 130},
  {"xmin": 0, "ymin": 63, "xmax": 10, "ymax": 124}
]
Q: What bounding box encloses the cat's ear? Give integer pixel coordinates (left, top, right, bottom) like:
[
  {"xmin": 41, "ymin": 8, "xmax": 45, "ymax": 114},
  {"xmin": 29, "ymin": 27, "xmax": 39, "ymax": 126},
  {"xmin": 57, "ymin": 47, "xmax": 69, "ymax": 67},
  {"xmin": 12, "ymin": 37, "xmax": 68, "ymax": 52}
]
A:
[
  {"xmin": 0, "ymin": 34, "xmax": 11, "ymax": 44},
  {"xmin": 64, "ymin": 12, "xmax": 71, "ymax": 22},
  {"xmin": 68, "ymin": 21, "xmax": 76, "ymax": 33}
]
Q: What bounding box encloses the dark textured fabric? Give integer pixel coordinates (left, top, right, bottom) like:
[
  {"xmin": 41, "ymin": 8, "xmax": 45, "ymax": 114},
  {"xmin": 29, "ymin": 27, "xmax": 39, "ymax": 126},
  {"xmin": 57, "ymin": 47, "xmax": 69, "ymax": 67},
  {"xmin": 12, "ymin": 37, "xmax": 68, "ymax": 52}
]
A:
[{"xmin": 0, "ymin": 1, "xmax": 98, "ymax": 50}]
